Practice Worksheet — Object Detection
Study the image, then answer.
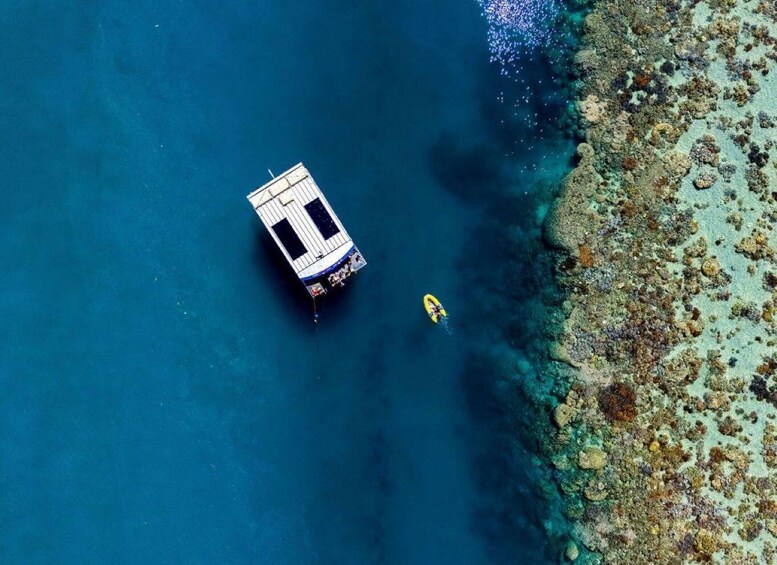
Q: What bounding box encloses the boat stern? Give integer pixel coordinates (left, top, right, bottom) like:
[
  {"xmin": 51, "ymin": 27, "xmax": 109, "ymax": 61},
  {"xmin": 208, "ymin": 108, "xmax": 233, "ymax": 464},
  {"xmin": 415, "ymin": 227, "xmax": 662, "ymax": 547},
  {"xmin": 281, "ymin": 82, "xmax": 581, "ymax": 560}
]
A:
[{"xmin": 304, "ymin": 247, "xmax": 367, "ymax": 297}]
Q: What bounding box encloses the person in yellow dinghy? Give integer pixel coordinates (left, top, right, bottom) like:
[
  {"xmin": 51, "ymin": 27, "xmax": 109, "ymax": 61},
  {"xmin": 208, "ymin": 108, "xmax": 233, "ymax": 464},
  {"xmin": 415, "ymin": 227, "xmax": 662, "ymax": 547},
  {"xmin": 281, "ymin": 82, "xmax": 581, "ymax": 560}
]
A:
[{"xmin": 423, "ymin": 294, "xmax": 447, "ymax": 323}]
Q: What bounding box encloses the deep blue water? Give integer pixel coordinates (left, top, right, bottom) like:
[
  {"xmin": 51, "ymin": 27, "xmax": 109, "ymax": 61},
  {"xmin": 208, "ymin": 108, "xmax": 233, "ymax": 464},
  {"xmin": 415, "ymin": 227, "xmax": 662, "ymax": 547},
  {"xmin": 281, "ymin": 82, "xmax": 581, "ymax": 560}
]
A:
[{"xmin": 0, "ymin": 1, "xmax": 576, "ymax": 563}]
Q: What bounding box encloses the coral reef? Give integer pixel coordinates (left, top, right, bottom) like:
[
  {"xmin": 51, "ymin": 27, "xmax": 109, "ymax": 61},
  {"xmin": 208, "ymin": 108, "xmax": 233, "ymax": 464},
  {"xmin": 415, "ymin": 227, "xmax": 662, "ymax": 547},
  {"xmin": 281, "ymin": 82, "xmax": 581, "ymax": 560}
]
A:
[{"xmin": 545, "ymin": 0, "xmax": 777, "ymax": 561}]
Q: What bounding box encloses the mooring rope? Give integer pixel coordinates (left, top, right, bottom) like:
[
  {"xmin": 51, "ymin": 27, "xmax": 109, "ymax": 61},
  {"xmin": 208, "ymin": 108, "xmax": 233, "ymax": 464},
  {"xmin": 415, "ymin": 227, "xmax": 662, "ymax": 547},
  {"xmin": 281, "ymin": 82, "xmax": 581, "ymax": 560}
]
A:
[{"xmin": 312, "ymin": 296, "xmax": 322, "ymax": 379}]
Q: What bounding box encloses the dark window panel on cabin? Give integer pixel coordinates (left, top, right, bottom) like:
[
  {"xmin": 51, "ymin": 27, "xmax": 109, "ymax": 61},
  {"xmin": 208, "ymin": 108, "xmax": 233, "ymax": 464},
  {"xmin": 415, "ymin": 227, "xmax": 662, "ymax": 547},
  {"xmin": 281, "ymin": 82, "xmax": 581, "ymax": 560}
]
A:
[
  {"xmin": 304, "ymin": 198, "xmax": 341, "ymax": 240},
  {"xmin": 271, "ymin": 218, "xmax": 307, "ymax": 260}
]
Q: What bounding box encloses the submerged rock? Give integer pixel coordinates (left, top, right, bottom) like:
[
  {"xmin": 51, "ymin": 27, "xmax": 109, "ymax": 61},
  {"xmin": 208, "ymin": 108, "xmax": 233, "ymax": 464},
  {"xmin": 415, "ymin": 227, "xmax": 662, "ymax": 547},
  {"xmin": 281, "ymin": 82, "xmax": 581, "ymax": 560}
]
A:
[
  {"xmin": 579, "ymin": 94, "xmax": 607, "ymax": 123},
  {"xmin": 578, "ymin": 446, "xmax": 607, "ymax": 470},
  {"xmin": 694, "ymin": 172, "xmax": 717, "ymax": 189},
  {"xmin": 549, "ymin": 341, "xmax": 579, "ymax": 368},
  {"xmin": 583, "ymin": 482, "xmax": 608, "ymax": 500},
  {"xmin": 574, "ymin": 49, "xmax": 599, "ymax": 75},
  {"xmin": 543, "ymin": 143, "xmax": 602, "ymax": 253},
  {"xmin": 650, "ymin": 122, "xmax": 676, "ymax": 146},
  {"xmin": 663, "ymin": 151, "xmax": 692, "ymax": 182},
  {"xmin": 565, "ymin": 540, "xmax": 580, "ymax": 561},
  {"xmin": 555, "ymin": 403, "xmax": 577, "ymax": 428},
  {"xmin": 701, "ymin": 257, "xmax": 721, "ymax": 277},
  {"xmin": 694, "ymin": 529, "xmax": 718, "ymax": 558},
  {"xmin": 736, "ymin": 231, "xmax": 773, "ymax": 260},
  {"xmin": 552, "ymin": 454, "xmax": 571, "ymax": 470}
]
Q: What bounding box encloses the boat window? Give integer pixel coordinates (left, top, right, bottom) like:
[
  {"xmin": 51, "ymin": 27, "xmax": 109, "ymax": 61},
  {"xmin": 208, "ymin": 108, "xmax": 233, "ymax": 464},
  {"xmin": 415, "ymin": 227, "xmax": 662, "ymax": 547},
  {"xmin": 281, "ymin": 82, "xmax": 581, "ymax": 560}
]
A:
[
  {"xmin": 304, "ymin": 198, "xmax": 341, "ymax": 240},
  {"xmin": 271, "ymin": 219, "xmax": 307, "ymax": 260}
]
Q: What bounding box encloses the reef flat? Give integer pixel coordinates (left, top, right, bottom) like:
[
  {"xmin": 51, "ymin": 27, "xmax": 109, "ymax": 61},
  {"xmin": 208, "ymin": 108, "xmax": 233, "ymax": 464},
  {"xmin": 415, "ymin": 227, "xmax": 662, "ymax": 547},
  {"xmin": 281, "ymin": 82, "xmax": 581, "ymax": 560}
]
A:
[{"xmin": 544, "ymin": 0, "xmax": 777, "ymax": 562}]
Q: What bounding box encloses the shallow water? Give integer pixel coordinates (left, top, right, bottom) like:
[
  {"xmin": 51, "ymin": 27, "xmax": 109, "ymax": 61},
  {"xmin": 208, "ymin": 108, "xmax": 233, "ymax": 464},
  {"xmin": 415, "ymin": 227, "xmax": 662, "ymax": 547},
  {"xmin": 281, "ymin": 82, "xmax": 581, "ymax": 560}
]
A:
[{"xmin": 0, "ymin": 1, "xmax": 575, "ymax": 563}]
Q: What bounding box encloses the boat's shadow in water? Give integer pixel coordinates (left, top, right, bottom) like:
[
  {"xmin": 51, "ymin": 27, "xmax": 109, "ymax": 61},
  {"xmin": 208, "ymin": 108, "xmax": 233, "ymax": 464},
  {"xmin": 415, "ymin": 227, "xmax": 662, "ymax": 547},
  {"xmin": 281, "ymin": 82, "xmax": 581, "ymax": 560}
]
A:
[{"xmin": 253, "ymin": 231, "xmax": 310, "ymax": 317}]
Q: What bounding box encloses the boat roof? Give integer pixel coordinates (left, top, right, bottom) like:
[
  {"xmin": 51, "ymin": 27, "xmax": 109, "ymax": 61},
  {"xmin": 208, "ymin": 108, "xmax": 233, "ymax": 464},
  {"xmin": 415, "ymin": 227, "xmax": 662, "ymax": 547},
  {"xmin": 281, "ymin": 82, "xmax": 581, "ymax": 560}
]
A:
[{"xmin": 247, "ymin": 163, "xmax": 355, "ymax": 280}]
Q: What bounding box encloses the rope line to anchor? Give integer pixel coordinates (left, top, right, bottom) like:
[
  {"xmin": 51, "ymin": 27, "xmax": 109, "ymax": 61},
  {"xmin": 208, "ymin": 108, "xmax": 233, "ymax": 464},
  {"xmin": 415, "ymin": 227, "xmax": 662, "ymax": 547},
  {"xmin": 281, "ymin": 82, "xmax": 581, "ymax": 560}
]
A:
[{"xmin": 313, "ymin": 296, "xmax": 322, "ymax": 379}]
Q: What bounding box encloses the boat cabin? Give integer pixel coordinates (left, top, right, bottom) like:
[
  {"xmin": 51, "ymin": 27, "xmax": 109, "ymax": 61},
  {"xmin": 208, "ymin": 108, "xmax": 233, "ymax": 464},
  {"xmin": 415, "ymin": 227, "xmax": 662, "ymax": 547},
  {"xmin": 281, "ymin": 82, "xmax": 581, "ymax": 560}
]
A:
[{"xmin": 247, "ymin": 163, "xmax": 366, "ymax": 297}]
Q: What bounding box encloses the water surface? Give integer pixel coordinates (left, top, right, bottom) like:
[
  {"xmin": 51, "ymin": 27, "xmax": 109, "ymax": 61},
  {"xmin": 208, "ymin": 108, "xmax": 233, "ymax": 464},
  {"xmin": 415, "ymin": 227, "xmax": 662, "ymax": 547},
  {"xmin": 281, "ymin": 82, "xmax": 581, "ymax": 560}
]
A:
[{"xmin": 0, "ymin": 1, "xmax": 573, "ymax": 563}]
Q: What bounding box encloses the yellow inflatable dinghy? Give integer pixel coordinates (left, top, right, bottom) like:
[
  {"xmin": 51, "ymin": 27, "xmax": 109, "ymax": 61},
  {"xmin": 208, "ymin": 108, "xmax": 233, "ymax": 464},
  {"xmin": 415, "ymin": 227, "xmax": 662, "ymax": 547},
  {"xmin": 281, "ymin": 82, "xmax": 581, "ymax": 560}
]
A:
[{"xmin": 423, "ymin": 294, "xmax": 447, "ymax": 323}]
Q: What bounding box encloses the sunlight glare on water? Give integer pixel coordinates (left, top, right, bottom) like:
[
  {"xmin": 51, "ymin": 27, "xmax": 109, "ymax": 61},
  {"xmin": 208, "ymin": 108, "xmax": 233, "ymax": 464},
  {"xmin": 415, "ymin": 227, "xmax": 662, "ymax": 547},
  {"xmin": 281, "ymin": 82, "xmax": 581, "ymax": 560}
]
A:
[
  {"xmin": 476, "ymin": 0, "xmax": 567, "ymax": 72},
  {"xmin": 473, "ymin": 0, "xmax": 580, "ymax": 177}
]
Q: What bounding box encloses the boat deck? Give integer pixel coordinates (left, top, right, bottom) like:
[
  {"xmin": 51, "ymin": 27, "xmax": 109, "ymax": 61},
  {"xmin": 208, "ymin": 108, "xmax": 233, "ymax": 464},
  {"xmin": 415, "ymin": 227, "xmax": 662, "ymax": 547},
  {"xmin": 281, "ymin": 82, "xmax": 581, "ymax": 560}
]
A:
[{"xmin": 247, "ymin": 163, "xmax": 366, "ymax": 296}]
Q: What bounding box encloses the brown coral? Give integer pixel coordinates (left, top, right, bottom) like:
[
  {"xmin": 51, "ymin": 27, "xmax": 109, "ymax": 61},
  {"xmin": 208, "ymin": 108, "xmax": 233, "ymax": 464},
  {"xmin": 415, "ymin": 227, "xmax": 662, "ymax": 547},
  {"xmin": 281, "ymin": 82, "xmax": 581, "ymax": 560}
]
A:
[
  {"xmin": 598, "ymin": 382, "xmax": 638, "ymax": 422},
  {"xmin": 578, "ymin": 245, "xmax": 596, "ymax": 268},
  {"xmin": 632, "ymin": 72, "xmax": 653, "ymax": 90}
]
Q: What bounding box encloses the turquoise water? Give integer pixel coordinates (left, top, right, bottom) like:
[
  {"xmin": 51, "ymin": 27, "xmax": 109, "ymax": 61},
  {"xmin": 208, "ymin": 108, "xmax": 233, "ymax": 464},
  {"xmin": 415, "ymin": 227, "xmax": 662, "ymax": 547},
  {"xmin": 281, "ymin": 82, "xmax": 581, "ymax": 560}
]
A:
[{"xmin": 0, "ymin": 1, "xmax": 576, "ymax": 563}]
